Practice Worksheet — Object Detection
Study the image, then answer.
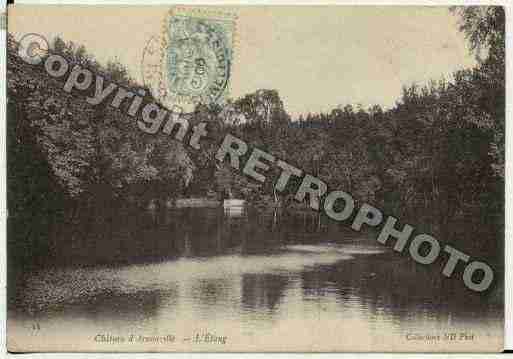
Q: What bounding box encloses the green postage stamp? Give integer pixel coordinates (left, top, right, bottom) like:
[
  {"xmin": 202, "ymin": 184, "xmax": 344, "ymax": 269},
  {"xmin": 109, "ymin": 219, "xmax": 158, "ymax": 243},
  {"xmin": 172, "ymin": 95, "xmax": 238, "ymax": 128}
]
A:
[{"xmin": 142, "ymin": 7, "xmax": 236, "ymax": 113}]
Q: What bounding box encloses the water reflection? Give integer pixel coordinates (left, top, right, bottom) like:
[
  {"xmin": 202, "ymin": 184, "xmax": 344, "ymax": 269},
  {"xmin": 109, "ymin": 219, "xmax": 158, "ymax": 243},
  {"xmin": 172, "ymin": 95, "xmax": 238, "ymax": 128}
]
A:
[
  {"xmin": 8, "ymin": 207, "xmax": 503, "ymax": 351},
  {"xmin": 241, "ymin": 273, "xmax": 289, "ymax": 313}
]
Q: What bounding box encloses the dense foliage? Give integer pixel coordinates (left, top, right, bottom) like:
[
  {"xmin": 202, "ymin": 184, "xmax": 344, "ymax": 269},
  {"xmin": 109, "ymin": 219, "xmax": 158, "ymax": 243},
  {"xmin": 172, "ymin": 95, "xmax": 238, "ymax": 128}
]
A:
[{"xmin": 7, "ymin": 7, "xmax": 504, "ymax": 265}]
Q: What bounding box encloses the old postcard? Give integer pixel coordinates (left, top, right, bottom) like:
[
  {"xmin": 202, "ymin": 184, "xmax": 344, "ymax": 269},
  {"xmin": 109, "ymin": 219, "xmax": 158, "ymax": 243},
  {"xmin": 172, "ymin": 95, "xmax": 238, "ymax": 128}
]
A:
[{"xmin": 6, "ymin": 4, "xmax": 505, "ymax": 352}]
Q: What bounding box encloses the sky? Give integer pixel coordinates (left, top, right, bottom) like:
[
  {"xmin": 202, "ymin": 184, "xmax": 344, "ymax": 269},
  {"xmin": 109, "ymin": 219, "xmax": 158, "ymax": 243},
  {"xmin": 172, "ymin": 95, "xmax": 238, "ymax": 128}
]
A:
[{"xmin": 8, "ymin": 5, "xmax": 477, "ymax": 117}]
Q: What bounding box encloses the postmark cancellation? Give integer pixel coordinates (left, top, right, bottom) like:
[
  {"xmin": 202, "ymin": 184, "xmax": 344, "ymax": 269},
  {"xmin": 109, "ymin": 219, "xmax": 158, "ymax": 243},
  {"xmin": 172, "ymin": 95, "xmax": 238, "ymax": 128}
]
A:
[{"xmin": 142, "ymin": 7, "xmax": 237, "ymax": 113}]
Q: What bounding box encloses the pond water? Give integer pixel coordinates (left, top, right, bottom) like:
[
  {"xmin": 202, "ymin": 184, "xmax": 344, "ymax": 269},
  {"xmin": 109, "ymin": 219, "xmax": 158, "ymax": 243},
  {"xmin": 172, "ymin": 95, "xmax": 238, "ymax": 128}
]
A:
[{"xmin": 8, "ymin": 207, "xmax": 503, "ymax": 351}]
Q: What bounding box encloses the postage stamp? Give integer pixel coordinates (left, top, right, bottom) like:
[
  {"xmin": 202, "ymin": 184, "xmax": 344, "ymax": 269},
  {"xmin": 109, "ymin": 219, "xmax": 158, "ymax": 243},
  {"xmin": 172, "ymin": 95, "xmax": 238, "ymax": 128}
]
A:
[
  {"xmin": 1, "ymin": 11, "xmax": 6, "ymax": 30},
  {"xmin": 142, "ymin": 7, "xmax": 236, "ymax": 112}
]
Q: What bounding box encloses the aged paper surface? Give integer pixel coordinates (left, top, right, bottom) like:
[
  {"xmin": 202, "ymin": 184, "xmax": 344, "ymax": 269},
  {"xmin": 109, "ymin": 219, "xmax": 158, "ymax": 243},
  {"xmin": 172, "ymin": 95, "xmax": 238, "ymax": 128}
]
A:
[{"xmin": 6, "ymin": 4, "xmax": 504, "ymax": 352}]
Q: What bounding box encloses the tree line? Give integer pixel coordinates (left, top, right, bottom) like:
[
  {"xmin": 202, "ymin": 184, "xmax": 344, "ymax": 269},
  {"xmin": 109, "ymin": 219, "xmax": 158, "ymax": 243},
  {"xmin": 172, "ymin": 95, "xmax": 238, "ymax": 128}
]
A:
[{"xmin": 7, "ymin": 6, "xmax": 504, "ymax": 265}]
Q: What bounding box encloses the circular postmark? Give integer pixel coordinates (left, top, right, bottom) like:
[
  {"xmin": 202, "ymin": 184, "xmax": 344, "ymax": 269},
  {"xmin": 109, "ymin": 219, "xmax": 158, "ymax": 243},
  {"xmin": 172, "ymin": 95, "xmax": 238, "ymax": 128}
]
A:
[{"xmin": 142, "ymin": 8, "xmax": 234, "ymax": 113}]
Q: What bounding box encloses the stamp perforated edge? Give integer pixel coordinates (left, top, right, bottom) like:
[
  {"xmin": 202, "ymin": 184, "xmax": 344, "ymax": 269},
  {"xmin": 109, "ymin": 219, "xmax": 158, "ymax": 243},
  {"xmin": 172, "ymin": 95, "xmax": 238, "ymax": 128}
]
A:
[
  {"xmin": 157, "ymin": 6, "xmax": 238, "ymax": 109},
  {"xmin": 0, "ymin": 12, "xmax": 6, "ymax": 31}
]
